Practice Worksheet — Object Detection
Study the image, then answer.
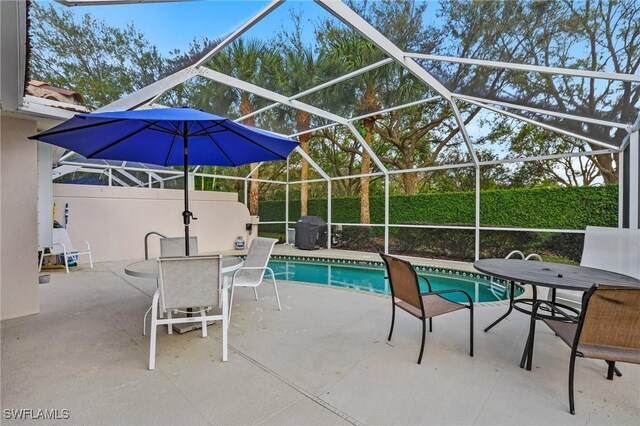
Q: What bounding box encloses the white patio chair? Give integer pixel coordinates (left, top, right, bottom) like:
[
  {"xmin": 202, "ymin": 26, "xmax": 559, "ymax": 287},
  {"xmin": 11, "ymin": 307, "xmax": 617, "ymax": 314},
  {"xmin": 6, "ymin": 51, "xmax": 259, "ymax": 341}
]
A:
[
  {"xmin": 38, "ymin": 228, "xmax": 93, "ymax": 274},
  {"xmin": 143, "ymin": 236, "xmax": 198, "ymax": 336},
  {"xmin": 159, "ymin": 236, "xmax": 198, "ymax": 257},
  {"xmin": 229, "ymin": 237, "xmax": 281, "ymax": 318},
  {"xmin": 149, "ymin": 255, "xmax": 228, "ymax": 370},
  {"xmin": 552, "ymin": 226, "xmax": 640, "ymax": 307}
]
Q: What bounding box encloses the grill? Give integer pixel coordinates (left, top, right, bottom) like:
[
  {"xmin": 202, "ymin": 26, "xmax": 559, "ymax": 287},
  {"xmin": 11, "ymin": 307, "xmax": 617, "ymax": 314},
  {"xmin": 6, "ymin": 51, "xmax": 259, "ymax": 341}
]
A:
[{"xmin": 294, "ymin": 216, "xmax": 328, "ymax": 250}]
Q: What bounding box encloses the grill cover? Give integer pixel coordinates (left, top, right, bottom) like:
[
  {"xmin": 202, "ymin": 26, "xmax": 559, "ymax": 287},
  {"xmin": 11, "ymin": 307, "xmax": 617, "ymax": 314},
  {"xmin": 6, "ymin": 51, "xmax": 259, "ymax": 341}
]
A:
[{"xmin": 294, "ymin": 216, "xmax": 327, "ymax": 250}]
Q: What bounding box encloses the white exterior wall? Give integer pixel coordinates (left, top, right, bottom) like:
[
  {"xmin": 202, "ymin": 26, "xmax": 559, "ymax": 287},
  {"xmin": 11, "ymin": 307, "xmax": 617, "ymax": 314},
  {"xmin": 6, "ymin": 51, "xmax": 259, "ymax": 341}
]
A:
[
  {"xmin": 52, "ymin": 184, "xmax": 254, "ymax": 262},
  {"xmin": 1, "ymin": 116, "xmax": 40, "ymax": 320}
]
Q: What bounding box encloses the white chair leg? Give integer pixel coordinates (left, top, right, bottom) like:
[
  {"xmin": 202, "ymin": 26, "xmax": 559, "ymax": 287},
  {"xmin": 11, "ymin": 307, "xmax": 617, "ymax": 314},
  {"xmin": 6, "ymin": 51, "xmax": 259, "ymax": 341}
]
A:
[
  {"xmin": 222, "ymin": 291, "xmax": 228, "ymax": 362},
  {"xmin": 149, "ymin": 292, "xmax": 159, "ymax": 370},
  {"xmin": 143, "ymin": 305, "xmax": 152, "ymax": 336},
  {"xmin": 167, "ymin": 310, "xmax": 173, "ymax": 335},
  {"xmin": 253, "ymin": 287, "xmax": 259, "ymax": 301},
  {"xmin": 229, "ymin": 283, "xmax": 236, "ymax": 319},
  {"xmin": 271, "ymin": 272, "xmax": 281, "ymax": 311},
  {"xmin": 88, "ymin": 252, "xmax": 93, "ymax": 269},
  {"xmin": 200, "ymin": 308, "xmax": 207, "ymax": 338},
  {"xmin": 63, "ymin": 251, "xmax": 70, "ymax": 274}
]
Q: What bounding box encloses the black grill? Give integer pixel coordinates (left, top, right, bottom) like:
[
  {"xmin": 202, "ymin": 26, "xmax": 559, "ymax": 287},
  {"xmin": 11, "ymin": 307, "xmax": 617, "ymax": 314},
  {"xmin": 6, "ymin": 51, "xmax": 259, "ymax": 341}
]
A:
[{"xmin": 294, "ymin": 216, "xmax": 328, "ymax": 250}]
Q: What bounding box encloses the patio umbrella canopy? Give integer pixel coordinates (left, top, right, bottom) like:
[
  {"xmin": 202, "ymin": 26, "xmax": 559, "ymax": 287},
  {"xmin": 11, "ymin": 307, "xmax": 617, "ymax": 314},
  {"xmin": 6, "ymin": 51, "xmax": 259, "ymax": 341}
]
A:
[{"xmin": 30, "ymin": 107, "xmax": 299, "ymax": 255}]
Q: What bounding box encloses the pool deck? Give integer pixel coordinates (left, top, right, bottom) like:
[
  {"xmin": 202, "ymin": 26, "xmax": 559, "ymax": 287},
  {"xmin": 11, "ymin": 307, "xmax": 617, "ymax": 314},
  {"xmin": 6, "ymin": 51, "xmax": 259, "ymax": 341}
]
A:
[{"xmin": 2, "ymin": 253, "xmax": 638, "ymax": 425}]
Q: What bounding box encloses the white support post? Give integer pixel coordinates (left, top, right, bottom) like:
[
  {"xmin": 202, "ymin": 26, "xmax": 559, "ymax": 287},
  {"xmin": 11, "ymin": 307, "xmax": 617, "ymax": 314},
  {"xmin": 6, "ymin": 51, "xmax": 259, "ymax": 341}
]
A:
[
  {"xmin": 629, "ymin": 129, "xmax": 639, "ymax": 229},
  {"xmin": 384, "ymin": 174, "xmax": 390, "ymax": 254},
  {"xmin": 618, "ymin": 149, "xmax": 624, "ymax": 228},
  {"xmin": 148, "ymin": 172, "xmax": 152, "ymax": 188},
  {"xmin": 327, "ymin": 181, "xmax": 332, "ymax": 249},
  {"xmin": 475, "ymin": 166, "xmax": 481, "ymax": 260},
  {"xmin": 243, "ymin": 179, "xmax": 248, "ymax": 207},
  {"xmin": 108, "ymin": 168, "xmax": 112, "ymax": 186},
  {"xmin": 285, "ymin": 157, "xmax": 290, "ymax": 244}
]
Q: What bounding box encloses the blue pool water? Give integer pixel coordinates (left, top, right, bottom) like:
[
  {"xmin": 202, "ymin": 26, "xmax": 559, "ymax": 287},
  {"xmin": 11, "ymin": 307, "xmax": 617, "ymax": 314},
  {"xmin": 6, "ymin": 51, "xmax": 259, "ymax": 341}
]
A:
[{"xmin": 268, "ymin": 258, "xmax": 522, "ymax": 303}]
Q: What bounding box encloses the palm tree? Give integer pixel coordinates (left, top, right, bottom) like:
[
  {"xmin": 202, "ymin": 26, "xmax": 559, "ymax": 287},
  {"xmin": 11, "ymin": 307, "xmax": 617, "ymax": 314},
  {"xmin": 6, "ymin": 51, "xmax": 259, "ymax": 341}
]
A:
[
  {"xmin": 211, "ymin": 38, "xmax": 280, "ymax": 215},
  {"xmin": 274, "ymin": 15, "xmax": 328, "ymax": 216},
  {"xmin": 318, "ymin": 29, "xmax": 386, "ymax": 224}
]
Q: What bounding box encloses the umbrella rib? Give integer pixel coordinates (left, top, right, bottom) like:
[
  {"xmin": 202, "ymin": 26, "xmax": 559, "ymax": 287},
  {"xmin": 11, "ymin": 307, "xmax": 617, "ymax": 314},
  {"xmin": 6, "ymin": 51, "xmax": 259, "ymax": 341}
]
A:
[
  {"xmin": 190, "ymin": 121, "xmax": 225, "ymax": 136},
  {"xmin": 141, "ymin": 120, "xmax": 181, "ymax": 136},
  {"xmin": 191, "ymin": 128, "xmax": 227, "ymax": 137},
  {"xmin": 32, "ymin": 118, "xmax": 126, "ymax": 138},
  {"xmin": 217, "ymin": 122, "xmax": 290, "ymax": 160},
  {"xmin": 164, "ymin": 134, "xmax": 178, "ymax": 166},
  {"xmin": 195, "ymin": 121, "xmax": 237, "ymax": 167},
  {"xmin": 86, "ymin": 121, "xmax": 160, "ymax": 158}
]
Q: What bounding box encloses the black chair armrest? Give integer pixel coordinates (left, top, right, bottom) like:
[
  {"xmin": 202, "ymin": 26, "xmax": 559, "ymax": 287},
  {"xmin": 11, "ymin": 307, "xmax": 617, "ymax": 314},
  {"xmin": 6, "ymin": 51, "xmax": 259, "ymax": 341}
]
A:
[{"xmin": 419, "ymin": 276, "xmax": 433, "ymax": 292}]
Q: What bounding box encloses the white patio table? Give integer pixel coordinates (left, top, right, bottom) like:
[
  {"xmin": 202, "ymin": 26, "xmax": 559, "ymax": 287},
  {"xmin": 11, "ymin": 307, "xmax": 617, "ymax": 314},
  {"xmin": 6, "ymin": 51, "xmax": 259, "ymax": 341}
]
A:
[
  {"xmin": 125, "ymin": 256, "xmax": 244, "ymax": 333},
  {"xmin": 125, "ymin": 255, "xmax": 243, "ymax": 279}
]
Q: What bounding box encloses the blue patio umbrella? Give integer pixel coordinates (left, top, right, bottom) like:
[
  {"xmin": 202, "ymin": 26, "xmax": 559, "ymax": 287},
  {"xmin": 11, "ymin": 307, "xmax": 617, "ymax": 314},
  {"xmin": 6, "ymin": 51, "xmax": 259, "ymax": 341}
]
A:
[{"xmin": 30, "ymin": 107, "xmax": 299, "ymax": 255}]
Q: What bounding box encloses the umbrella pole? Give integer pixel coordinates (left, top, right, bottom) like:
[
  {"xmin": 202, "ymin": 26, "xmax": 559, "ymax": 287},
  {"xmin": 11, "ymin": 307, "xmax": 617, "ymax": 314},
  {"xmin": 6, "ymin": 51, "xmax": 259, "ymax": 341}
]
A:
[{"xmin": 182, "ymin": 123, "xmax": 191, "ymax": 256}]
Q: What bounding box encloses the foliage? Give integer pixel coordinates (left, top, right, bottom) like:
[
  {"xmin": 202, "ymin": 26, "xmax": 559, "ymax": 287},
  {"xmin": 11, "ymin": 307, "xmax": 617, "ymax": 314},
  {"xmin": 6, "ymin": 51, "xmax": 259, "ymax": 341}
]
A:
[
  {"xmin": 28, "ymin": 0, "xmax": 636, "ymax": 222},
  {"xmin": 260, "ymin": 185, "xmax": 618, "ymax": 230},
  {"xmin": 29, "ymin": 2, "xmax": 165, "ymax": 109}
]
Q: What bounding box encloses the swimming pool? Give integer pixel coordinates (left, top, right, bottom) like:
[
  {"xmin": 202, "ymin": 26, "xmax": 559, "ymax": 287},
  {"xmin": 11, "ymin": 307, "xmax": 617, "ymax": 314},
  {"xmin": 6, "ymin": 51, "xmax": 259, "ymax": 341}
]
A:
[{"xmin": 268, "ymin": 257, "xmax": 523, "ymax": 303}]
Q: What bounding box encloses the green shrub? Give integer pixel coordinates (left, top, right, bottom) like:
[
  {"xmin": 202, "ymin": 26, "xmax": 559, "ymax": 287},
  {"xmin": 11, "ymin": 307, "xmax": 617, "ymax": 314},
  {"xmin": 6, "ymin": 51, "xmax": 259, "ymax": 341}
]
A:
[{"xmin": 259, "ymin": 185, "xmax": 617, "ymax": 262}]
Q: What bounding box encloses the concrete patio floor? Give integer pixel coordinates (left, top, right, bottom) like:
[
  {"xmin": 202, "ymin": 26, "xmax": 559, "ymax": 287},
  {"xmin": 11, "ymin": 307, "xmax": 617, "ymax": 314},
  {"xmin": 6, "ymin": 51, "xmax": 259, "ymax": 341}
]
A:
[{"xmin": 2, "ymin": 255, "xmax": 639, "ymax": 425}]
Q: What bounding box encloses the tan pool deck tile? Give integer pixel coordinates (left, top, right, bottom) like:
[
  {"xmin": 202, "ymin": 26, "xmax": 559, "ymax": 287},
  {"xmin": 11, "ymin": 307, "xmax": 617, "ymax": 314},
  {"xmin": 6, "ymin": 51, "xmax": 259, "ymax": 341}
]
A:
[{"xmin": 2, "ymin": 252, "xmax": 638, "ymax": 425}]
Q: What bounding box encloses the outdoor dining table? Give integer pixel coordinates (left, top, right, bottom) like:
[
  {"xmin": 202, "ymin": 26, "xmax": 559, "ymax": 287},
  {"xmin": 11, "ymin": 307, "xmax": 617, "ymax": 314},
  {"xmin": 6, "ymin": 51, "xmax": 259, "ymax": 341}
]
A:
[
  {"xmin": 473, "ymin": 258, "xmax": 640, "ymax": 369},
  {"xmin": 124, "ymin": 255, "xmax": 244, "ymax": 279},
  {"xmin": 125, "ymin": 256, "xmax": 244, "ymax": 333}
]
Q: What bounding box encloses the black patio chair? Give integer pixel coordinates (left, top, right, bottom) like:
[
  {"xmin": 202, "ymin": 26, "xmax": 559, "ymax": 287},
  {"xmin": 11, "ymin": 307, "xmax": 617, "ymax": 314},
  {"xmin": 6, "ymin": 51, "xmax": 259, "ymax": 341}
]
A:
[
  {"xmin": 380, "ymin": 253, "xmax": 474, "ymax": 364},
  {"xmin": 527, "ymin": 284, "xmax": 640, "ymax": 414}
]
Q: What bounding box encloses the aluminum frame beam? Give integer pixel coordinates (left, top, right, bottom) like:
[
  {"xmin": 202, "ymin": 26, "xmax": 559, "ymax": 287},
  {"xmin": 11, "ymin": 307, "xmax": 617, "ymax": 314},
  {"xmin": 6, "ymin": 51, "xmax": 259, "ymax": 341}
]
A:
[
  {"xmin": 450, "ymin": 99, "xmax": 479, "ymax": 164},
  {"xmin": 348, "ymin": 96, "xmax": 440, "ymax": 122},
  {"xmin": 235, "ymin": 58, "xmax": 394, "ymax": 123},
  {"xmin": 315, "ymin": 1, "xmax": 480, "ymax": 167},
  {"xmin": 196, "ymin": 66, "xmax": 388, "ymax": 174},
  {"xmin": 295, "ymin": 147, "xmax": 330, "ymax": 181},
  {"xmin": 462, "ymin": 98, "xmax": 619, "ymax": 150},
  {"xmin": 407, "ymin": 52, "xmax": 640, "ymax": 84},
  {"xmin": 454, "ymin": 94, "xmax": 629, "ymax": 130},
  {"xmin": 193, "ymin": 1, "xmax": 284, "ymax": 68},
  {"xmin": 315, "ymin": 0, "xmax": 451, "ymax": 100},
  {"xmin": 96, "ymin": 68, "xmax": 195, "ymax": 112}
]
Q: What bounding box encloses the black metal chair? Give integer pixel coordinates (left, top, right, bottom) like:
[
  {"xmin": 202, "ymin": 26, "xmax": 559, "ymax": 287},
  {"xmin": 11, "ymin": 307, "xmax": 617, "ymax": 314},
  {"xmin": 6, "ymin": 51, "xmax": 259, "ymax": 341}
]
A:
[
  {"xmin": 380, "ymin": 253, "xmax": 474, "ymax": 364},
  {"xmin": 527, "ymin": 284, "xmax": 640, "ymax": 414}
]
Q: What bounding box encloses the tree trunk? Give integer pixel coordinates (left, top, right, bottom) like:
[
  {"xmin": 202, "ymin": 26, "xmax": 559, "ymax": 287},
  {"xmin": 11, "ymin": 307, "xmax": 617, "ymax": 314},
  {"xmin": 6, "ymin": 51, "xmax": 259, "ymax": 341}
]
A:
[
  {"xmin": 360, "ymin": 126, "xmax": 373, "ymax": 224},
  {"xmin": 297, "ymin": 112, "xmax": 311, "ymax": 216},
  {"xmin": 359, "ymin": 88, "xmax": 379, "ymax": 225},
  {"xmin": 240, "ymin": 95, "xmax": 259, "ymax": 215},
  {"xmin": 402, "ymin": 172, "xmax": 418, "ymax": 195}
]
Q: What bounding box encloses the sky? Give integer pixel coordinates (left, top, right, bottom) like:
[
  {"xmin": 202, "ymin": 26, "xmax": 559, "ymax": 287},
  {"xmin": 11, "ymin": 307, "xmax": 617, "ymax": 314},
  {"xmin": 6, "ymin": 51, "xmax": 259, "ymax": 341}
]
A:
[{"xmin": 48, "ymin": 0, "xmax": 334, "ymax": 55}]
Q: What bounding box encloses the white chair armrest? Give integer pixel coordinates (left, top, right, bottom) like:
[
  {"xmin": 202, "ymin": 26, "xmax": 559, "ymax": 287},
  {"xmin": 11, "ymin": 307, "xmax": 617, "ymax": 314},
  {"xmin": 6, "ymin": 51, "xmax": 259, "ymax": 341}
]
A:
[
  {"xmin": 231, "ymin": 266, "xmax": 270, "ymax": 279},
  {"xmin": 72, "ymin": 240, "xmax": 91, "ymax": 252},
  {"xmin": 50, "ymin": 242, "xmax": 67, "ymax": 255}
]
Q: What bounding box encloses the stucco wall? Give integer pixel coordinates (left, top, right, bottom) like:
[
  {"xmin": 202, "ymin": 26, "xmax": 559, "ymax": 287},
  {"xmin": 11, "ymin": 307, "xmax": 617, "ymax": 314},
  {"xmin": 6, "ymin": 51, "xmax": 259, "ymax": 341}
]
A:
[
  {"xmin": 52, "ymin": 184, "xmax": 254, "ymax": 262},
  {"xmin": 1, "ymin": 116, "xmax": 40, "ymax": 320}
]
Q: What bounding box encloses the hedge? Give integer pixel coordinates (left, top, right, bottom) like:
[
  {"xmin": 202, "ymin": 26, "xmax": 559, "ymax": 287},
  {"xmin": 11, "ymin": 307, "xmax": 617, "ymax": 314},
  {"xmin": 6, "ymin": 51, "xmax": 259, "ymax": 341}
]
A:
[{"xmin": 259, "ymin": 185, "xmax": 618, "ymax": 230}]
